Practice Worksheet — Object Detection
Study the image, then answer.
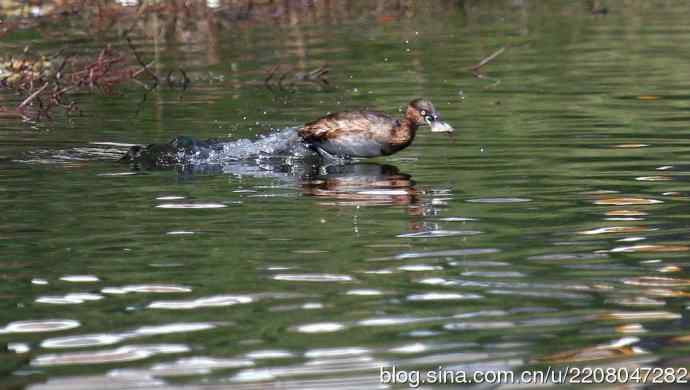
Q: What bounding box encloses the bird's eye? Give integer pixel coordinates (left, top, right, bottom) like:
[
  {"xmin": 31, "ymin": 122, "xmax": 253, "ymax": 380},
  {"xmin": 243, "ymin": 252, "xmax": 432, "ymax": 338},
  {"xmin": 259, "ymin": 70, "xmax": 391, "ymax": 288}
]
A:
[{"xmin": 420, "ymin": 110, "xmax": 426, "ymax": 116}]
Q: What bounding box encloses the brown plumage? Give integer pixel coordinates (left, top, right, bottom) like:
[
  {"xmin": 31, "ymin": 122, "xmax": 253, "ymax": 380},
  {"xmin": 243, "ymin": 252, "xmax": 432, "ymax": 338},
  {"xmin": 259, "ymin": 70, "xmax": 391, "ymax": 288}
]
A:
[{"xmin": 298, "ymin": 99, "xmax": 454, "ymax": 159}]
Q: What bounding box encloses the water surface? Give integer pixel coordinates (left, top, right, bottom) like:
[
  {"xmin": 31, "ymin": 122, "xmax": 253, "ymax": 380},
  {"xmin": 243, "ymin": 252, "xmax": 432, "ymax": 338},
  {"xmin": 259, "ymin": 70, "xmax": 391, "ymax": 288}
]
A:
[{"xmin": 2, "ymin": 1, "xmax": 690, "ymax": 388}]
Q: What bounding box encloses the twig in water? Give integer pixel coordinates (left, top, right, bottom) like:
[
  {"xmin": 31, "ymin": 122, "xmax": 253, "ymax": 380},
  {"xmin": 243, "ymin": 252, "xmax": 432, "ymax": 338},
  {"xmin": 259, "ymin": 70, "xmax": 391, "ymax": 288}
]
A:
[
  {"xmin": 470, "ymin": 46, "xmax": 506, "ymax": 74},
  {"xmin": 470, "ymin": 46, "xmax": 508, "ymax": 89},
  {"xmin": 296, "ymin": 65, "xmax": 330, "ymax": 86},
  {"xmin": 17, "ymin": 83, "xmax": 49, "ymax": 110}
]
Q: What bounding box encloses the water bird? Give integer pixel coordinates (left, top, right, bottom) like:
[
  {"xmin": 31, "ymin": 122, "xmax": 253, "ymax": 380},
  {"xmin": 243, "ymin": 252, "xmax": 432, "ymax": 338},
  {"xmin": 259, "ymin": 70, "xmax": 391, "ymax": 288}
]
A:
[
  {"xmin": 120, "ymin": 99, "xmax": 454, "ymax": 168},
  {"xmin": 299, "ymin": 98, "xmax": 454, "ymax": 159}
]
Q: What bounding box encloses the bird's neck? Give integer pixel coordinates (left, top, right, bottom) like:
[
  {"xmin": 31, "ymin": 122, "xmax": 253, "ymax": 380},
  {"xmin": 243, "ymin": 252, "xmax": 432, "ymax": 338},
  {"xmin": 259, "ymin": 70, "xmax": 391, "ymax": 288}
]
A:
[{"xmin": 391, "ymin": 118, "xmax": 418, "ymax": 146}]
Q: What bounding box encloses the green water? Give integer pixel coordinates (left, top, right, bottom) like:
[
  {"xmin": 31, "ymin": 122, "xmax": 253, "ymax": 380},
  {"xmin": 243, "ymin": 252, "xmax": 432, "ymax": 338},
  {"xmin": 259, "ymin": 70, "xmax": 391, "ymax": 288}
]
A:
[{"xmin": 2, "ymin": 1, "xmax": 690, "ymax": 388}]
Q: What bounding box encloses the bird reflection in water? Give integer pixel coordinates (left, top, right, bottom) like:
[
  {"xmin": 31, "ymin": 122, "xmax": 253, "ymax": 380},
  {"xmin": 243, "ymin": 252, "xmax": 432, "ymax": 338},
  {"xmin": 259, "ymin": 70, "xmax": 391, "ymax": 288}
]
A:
[
  {"xmin": 301, "ymin": 163, "xmax": 418, "ymax": 207},
  {"xmin": 172, "ymin": 157, "xmax": 430, "ymax": 220}
]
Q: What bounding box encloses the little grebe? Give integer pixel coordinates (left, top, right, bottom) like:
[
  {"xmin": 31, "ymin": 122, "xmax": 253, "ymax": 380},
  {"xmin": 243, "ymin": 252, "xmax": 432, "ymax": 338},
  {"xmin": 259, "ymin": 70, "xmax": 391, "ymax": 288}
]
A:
[{"xmin": 298, "ymin": 98, "xmax": 454, "ymax": 159}]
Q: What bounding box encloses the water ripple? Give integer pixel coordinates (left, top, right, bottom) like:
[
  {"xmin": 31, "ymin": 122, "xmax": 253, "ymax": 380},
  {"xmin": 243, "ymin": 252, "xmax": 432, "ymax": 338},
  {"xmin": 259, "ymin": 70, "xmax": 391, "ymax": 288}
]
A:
[
  {"xmin": 102, "ymin": 284, "xmax": 192, "ymax": 294},
  {"xmin": 40, "ymin": 322, "xmax": 220, "ymax": 349},
  {"xmin": 393, "ymin": 248, "xmax": 500, "ymax": 260},
  {"xmin": 294, "ymin": 322, "xmax": 346, "ymax": 333},
  {"xmin": 609, "ymin": 244, "xmax": 689, "ymax": 253},
  {"xmin": 28, "ymin": 374, "xmax": 163, "ymax": 390},
  {"xmin": 398, "ymin": 264, "xmax": 443, "ymax": 272},
  {"xmin": 304, "ymin": 347, "xmax": 370, "ymax": 358},
  {"xmin": 230, "ymin": 357, "xmax": 387, "ymax": 385},
  {"xmin": 156, "ymin": 196, "xmax": 186, "ymax": 200},
  {"xmin": 623, "ymin": 276, "xmax": 690, "ymax": 287},
  {"xmin": 597, "ymin": 311, "xmax": 682, "ymax": 321},
  {"xmin": 245, "ymin": 350, "xmax": 295, "ymax": 359},
  {"xmin": 594, "ymin": 197, "xmax": 663, "ymax": 205},
  {"xmin": 540, "ymin": 337, "xmax": 646, "ymax": 364},
  {"xmin": 273, "ymin": 274, "xmax": 353, "ymax": 282},
  {"xmin": 31, "ymin": 344, "xmax": 190, "ymax": 366},
  {"xmin": 396, "ymin": 230, "xmax": 481, "ymax": 238},
  {"xmin": 357, "ymin": 316, "xmax": 440, "ymax": 327},
  {"xmin": 466, "ymin": 197, "xmax": 531, "ymax": 203},
  {"xmin": 35, "ymin": 293, "xmax": 103, "ymax": 305},
  {"xmin": 156, "ymin": 203, "xmax": 228, "ymax": 209},
  {"xmin": 345, "ymin": 289, "xmax": 384, "ymax": 296},
  {"xmin": 148, "ymin": 295, "xmax": 253, "ymax": 309},
  {"xmin": 605, "ymin": 210, "xmax": 648, "ymax": 217},
  {"xmin": 111, "ymin": 356, "xmax": 254, "ymax": 377},
  {"xmin": 578, "ymin": 226, "xmax": 650, "ymax": 235},
  {"xmin": 0, "ymin": 319, "xmax": 80, "ymax": 334},
  {"xmin": 444, "ymin": 321, "xmax": 514, "ymax": 330},
  {"xmin": 41, "ymin": 334, "xmax": 125, "ymax": 349},
  {"xmin": 59, "ymin": 275, "xmax": 100, "ymax": 283},
  {"xmin": 407, "ymin": 292, "xmax": 482, "ymax": 301},
  {"xmin": 461, "ymin": 271, "xmax": 526, "ymax": 278}
]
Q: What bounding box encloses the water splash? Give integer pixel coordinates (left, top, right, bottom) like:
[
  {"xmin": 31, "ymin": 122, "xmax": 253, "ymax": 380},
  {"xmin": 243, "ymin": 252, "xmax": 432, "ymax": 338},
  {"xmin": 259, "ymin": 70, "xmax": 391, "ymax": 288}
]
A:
[
  {"xmin": 17, "ymin": 128, "xmax": 311, "ymax": 168},
  {"xmin": 185, "ymin": 128, "xmax": 308, "ymax": 164}
]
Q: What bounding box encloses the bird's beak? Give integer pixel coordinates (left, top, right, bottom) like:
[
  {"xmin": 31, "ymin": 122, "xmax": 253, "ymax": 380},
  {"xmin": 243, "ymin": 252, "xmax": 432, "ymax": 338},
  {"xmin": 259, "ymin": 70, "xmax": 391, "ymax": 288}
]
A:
[{"xmin": 429, "ymin": 119, "xmax": 455, "ymax": 133}]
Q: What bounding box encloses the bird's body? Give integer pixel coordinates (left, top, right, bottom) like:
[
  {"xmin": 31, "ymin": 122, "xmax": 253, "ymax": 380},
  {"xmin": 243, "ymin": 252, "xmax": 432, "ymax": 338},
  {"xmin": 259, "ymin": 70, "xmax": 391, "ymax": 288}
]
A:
[
  {"xmin": 299, "ymin": 110, "xmax": 414, "ymax": 158},
  {"xmin": 298, "ymin": 99, "xmax": 453, "ymax": 159}
]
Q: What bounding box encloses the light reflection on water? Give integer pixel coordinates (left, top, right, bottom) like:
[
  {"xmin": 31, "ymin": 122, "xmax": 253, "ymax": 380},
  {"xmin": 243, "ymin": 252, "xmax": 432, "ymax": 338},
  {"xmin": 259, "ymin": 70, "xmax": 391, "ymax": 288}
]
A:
[{"xmin": 3, "ymin": 0, "xmax": 690, "ymax": 389}]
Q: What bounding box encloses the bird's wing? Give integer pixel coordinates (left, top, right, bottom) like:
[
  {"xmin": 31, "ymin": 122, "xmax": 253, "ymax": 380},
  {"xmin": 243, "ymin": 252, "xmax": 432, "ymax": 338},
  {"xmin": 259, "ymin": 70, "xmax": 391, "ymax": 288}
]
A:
[{"xmin": 298, "ymin": 111, "xmax": 392, "ymax": 142}]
